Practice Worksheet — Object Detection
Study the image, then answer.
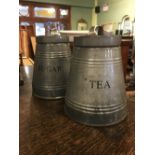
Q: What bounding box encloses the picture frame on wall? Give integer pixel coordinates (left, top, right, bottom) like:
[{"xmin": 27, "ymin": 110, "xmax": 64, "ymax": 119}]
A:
[{"xmin": 77, "ymin": 18, "xmax": 88, "ymax": 30}]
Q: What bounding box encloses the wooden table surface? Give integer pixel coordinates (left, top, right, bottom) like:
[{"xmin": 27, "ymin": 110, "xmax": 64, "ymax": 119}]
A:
[{"xmin": 20, "ymin": 66, "xmax": 135, "ymax": 155}]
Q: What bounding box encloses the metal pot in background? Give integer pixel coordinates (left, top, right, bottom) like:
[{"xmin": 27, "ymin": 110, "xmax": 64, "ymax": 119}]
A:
[
  {"xmin": 32, "ymin": 35, "xmax": 71, "ymax": 99},
  {"xmin": 64, "ymin": 35, "xmax": 127, "ymax": 126}
]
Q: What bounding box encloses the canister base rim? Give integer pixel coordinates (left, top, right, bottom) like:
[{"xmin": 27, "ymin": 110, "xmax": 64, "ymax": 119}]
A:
[
  {"xmin": 64, "ymin": 104, "xmax": 128, "ymax": 126},
  {"xmin": 33, "ymin": 92, "xmax": 64, "ymax": 100}
]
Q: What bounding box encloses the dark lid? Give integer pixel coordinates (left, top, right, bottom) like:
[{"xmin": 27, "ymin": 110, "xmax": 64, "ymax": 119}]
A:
[
  {"xmin": 36, "ymin": 35, "xmax": 69, "ymax": 43},
  {"xmin": 74, "ymin": 35, "xmax": 121, "ymax": 47}
]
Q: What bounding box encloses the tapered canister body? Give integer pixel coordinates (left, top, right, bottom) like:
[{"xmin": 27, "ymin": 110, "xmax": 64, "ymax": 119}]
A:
[
  {"xmin": 65, "ymin": 35, "xmax": 127, "ymax": 126},
  {"xmin": 32, "ymin": 35, "xmax": 71, "ymax": 99}
]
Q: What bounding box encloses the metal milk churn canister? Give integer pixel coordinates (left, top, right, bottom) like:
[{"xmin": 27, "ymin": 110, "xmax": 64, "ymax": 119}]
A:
[
  {"xmin": 64, "ymin": 35, "xmax": 128, "ymax": 126},
  {"xmin": 32, "ymin": 35, "xmax": 71, "ymax": 99}
]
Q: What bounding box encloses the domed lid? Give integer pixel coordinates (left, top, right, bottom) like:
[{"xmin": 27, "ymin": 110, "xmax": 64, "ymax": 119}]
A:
[
  {"xmin": 36, "ymin": 35, "xmax": 69, "ymax": 43},
  {"xmin": 74, "ymin": 35, "xmax": 121, "ymax": 47}
]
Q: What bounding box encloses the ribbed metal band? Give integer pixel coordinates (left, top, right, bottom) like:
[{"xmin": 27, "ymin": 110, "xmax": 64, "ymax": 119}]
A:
[
  {"xmin": 35, "ymin": 44, "xmax": 71, "ymax": 58},
  {"xmin": 65, "ymin": 97, "xmax": 126, "ymax": 114}
]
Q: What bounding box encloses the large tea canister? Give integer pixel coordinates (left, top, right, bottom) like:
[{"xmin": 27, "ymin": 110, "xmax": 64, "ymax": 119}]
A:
[
  {"xmin": 32, "ymin": 35, "xmax": 71, "ymax": 99},
  {"xmin": 64, "ymin": 35, "xmax": 127, "ymax": 126}
]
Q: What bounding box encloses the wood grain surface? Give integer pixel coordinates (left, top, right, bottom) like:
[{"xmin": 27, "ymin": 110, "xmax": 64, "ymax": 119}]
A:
[{"xmin": 20, "ymin": 66, "xmax": 135, "ymax": 155}]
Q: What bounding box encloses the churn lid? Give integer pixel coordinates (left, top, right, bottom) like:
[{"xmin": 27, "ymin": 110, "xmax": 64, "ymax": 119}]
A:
[
  {"xmin": 74, "ymin": 35, "xmax": 121, "ymax": 47},
  {"xmin": 37, "ymin": 35, "xmax": 69, "ymax": 43}
]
